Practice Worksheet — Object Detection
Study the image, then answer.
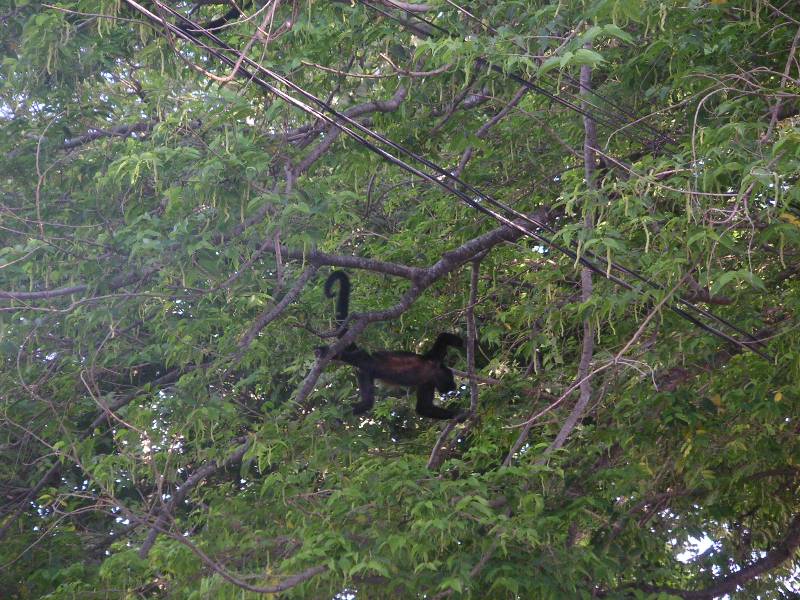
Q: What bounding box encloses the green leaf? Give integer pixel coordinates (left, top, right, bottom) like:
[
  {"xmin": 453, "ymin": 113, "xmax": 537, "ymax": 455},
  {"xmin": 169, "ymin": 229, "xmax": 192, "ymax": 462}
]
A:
[
  {"xmin": 602, "ymin": 24, "xmax": 634, "ymax": 44},
  {"xmin": 572, "ymin": 48, "xmax": 605, "ymax": 66}
]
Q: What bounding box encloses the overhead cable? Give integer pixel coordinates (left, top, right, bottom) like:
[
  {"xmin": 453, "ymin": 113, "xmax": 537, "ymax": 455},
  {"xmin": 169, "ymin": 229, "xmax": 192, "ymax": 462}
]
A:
[
  {"xmin": 357, "ymin": 0, "xmax": 761, "ymax": 348},
  {"xmin": 122, "ymin": 0, "xmax": 770, "ymax": 360}
]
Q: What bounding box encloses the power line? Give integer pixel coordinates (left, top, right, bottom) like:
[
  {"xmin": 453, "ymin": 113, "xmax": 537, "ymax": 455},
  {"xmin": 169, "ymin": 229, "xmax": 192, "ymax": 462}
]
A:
[
  {"xmin": 355, "ymin": 0, "xmax": 764, "ymax": 349},
  {"xmin": 123, "ymin": 0, "xmax": 770, "ymax": 360},
  {"xmin": 155, "ymin": 0, "xmax": 769, "ymax": 358}
]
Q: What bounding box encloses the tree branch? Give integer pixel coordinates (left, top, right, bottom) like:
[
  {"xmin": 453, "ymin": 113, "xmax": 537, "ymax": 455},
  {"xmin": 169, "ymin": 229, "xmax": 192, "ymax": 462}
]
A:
[
  {"xmin": 138, "ymin": 438, "xmax": 251, "ymax": 558},
  {"xmin": 0, "ymin": 266, "xmax": 158, "ymax": 302},
  {"xmin": 535, "ymin": 49, "xmax": 597, "ymax": 460},
  {"xmin": 637, "ymin": 514, "xmax": 800, "ymax": 599},
  {"xmin": 453, "ymin": 86, "xmax": 528, "ymax": 177},
  {"xmin": 466, "ymin": 256, "xmax": 482, "ymax": 415},
  {"xmin": 763, "ymin": 23, "xmax": 800, "ymax": 141},
  {"xmin": 293, "ymin": 84, "xmax": 408, "ymax": 174},
  {"xmin": 62, "ymin": 121, "xmax": 155, "ymax": 149},
  {"xmin": 121, "ymin": 501, "xmax": 327, "ymax": 594},
  {"xmin": 236, "ymin": 265, "xmax": 319, "ymax": 355}
]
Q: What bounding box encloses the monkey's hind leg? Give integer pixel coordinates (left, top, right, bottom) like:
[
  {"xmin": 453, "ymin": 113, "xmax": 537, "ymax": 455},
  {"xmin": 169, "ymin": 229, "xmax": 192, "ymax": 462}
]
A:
[
  {"xmin": 434, "ymin": 367, "xmax": 457, "ymax": 394},
  {"xmin": 415, "ymin": 384, "xmax": 459, "ymax": 420},
  {"xmin": 352, "ymin": 370, "xmax": 376, "ymax": 415}
]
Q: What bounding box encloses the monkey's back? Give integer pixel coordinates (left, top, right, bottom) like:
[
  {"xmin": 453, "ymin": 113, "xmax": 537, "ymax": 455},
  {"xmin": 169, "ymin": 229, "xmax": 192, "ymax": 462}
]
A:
[{"xmin": 369, "ymin": 351, "xmax": 442, "ymax": 387}]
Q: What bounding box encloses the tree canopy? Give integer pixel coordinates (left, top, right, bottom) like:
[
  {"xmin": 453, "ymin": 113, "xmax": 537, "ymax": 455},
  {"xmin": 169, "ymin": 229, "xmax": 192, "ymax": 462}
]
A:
[{"xmin": 2, "ymin": 0, "xmax": 800, "ymax": 598}]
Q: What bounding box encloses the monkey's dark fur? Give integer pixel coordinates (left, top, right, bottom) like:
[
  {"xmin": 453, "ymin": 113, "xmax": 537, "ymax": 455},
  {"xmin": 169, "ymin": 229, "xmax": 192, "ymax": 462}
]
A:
[
  {"xmin": 178, "ymin": 0, "xmax": 251, "ymax": 33},
  {"xmin": 317, "ymin": 272, "xmax": 465, "ymax": 420}
]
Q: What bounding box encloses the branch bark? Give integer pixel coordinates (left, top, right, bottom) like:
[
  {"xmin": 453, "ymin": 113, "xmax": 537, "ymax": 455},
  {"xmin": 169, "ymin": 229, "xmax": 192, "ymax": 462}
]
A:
[
  {"xmin": 542, "ymin": 48, "xmax": 597, "ymax": 456},
  {"xmin": 236, "ymin": 265, "xmax": 319, "ymax": 354},
  {"xmin": 62, "ymin": 121, "xmax": 155, "ymax": 149},
  {"xmin": 426, "ymin": 255, "xmax": 484, "ymax": 470},
  {"xmin": 453, "ymin": 86, "xmax": 528, "ymax": 177},
  {"xmin": 138, "ymin": 438, "xmax": 251, "ymax": 558},
  {"xmin": 763, "ymin": 23, "xmax": 800, "ymax": 141},
  {"xmin": 292, "ymin": 84, "xmax": 409, "ymax": 175},
  {"xmin": 466, "ymin": 256, "xmax": 482, "ymax": 415},
  {"xmin": 0, "ymin": 266, "xmax": 159, "ymax": 302},
  {"xmin": 504, "ymin": 50, "xmax": 598, "ymax": 466},
  {"xmin": 637, "ymin": 514, "xmax": 800, "ymax": 599}
]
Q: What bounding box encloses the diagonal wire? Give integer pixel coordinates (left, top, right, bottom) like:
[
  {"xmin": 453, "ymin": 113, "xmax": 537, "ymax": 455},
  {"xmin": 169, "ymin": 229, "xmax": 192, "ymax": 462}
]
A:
[
  {"xmin": 154, "ymin": 0, "xmax": 769, "ymax": 358},
  {"xmin": 355, "ymin": 0, "xmax": 765, "ymax": 349},
  {"xmin": 124, "ymin": 0, "xmax": 771, "ymax": 360}
]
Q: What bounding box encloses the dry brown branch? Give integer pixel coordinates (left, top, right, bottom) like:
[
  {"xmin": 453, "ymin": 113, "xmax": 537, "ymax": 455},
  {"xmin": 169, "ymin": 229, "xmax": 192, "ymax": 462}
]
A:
[{"xmin": 539, "ymin": 51, "xmax": 598, "ymax": 458}]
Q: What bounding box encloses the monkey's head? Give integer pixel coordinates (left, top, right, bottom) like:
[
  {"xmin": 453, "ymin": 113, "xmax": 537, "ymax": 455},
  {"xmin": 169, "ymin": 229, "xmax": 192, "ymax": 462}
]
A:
[{"xmin": 440, "ymin": 332, "xmax": 465, "ymax": 350}]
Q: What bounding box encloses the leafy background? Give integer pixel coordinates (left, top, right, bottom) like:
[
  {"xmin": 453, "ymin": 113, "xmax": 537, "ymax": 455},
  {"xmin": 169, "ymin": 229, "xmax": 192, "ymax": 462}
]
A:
[{"xmin": 1, "ymin": 0, "xmax": 800, "ymax": 598}]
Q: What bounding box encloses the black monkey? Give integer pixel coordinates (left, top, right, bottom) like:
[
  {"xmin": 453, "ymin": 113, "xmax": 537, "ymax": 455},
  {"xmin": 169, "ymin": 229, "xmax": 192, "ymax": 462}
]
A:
[
  {"xmin": 317, "ymin": 271, "xmax": 465, "ymax": 420},
  {"xmin": 178, "ymin": 0, "xmax": 252, "ymax": 33}
]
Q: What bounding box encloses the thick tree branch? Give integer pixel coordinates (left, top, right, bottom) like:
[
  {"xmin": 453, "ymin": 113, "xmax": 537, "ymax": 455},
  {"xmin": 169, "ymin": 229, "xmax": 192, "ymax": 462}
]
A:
[
  {"xmin": 540, "ymin": 68, "xmax": 597, "ymax": 453},
  {"xmin": 374, "ymin": 0, "xmax": 434, "ymax": 12},
  {"xmin": 0, "ymin": 284, "xmax": 90, "ymax": 301},
  {"xmin": 0, "ymin": 266, "xmax": 158, "ymax": 302},
  {"xmin": 512, "ymin": 51, "xmax": 597, "ymax": 464},
  {"xmin": 293, "ymin": 84, "xmax": 408, "ymax": 174},
  {"xmin": 279, "ymin": 83, "xmax": 411, "ymax": 146},
  {"xmin": 637, "ymin": 514, "xmax": 800, "ymax": 599},
  {"xmin": 62, "ymin": 121, "xmax": 155, "ymax": 149}
]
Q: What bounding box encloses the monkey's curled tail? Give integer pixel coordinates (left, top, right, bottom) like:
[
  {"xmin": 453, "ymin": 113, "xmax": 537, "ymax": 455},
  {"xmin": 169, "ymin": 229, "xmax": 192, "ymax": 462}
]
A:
[
  {"xmin": 324, "ymin": 271, "xmax": 350, "ymax": 327},
  {"xmin": 424, "ymin": 333, "xmax": 464, "ymax": 361}
]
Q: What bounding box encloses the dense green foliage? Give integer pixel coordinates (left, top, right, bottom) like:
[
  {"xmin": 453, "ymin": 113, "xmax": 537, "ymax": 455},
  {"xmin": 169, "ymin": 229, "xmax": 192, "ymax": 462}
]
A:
[{"xmin": 2, "ymin": 0, "xmax": 800, "ymax": 597}]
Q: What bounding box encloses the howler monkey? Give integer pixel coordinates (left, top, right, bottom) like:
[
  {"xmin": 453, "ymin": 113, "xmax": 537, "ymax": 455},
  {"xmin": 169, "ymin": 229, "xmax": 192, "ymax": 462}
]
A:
[
  {"xmin": 317, "ymin": 271, "xmax": 465, "ymax": 420},
  {"xmin": 178, "ymin": 0, "xmax": 252, "ymax": 33}
]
